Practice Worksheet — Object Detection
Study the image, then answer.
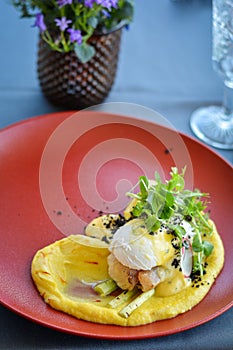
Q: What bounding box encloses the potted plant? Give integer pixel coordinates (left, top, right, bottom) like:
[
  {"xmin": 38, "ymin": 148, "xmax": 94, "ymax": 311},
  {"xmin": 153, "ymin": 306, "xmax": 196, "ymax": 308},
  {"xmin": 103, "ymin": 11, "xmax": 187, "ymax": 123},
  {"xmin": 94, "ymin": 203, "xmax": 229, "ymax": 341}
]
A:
[{"xmin": 12, "ymin": 0, "xmax": 134, "ymax": 109}]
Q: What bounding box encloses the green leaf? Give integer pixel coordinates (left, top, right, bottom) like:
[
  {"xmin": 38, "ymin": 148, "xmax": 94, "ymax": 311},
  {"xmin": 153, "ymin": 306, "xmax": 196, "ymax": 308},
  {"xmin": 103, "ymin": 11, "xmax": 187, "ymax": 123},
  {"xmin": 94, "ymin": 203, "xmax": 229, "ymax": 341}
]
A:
[
  {"xmin": 139, "ymin": 176, "xmax": 148, "ymax": 200},
  {"xmin": 192, "ymin": 233, "xmax": 203, "ymax": 252},
  {"xmin": 167, "ymin": 167, "xmax": 185, "ymax": 191},
  {"xmin": 119, "ymin": 1, "xmax": 134, "ymax": 19},
  {"xmin": 151, "ymin": 220, "xmax": 161, "ymax": 232},
  {"xmin": 74, "ymin": 43, "xmax": 95, "ymax": 63},
  {"xmin": 173, "ymin": 225, "xmax": 186, "ymax": 240},
  {"xmin": 147, "ymin": 187, "xmax": 166, "ymax": 216},
  {"xmin": 87, "ymin": 16, "xmax": 98, "ymax": 28},
  {"xmin": 203, "ymin": 241, "xmax": 214, "ymax": 257},
  {"xmin": 165, "ymin": 191, "xmax": 174, "ymax": 207},
  {"xmin": 155, "ymin": 171, "xmax": 162, "ymax": 184},
  {"xmin": 192, "ymin": 253, "xmax": 203, "ymax": 274},
  {"xmin": 145, "ymin": 215, "xmax": 160, "ymax": 232},
  {"xmin": 132, "ymin": 201, "xmax": 144, "ymax": 217},
  {"xmin": 160, "ymin": 204, "xmax": 173, "ymax": 220}
]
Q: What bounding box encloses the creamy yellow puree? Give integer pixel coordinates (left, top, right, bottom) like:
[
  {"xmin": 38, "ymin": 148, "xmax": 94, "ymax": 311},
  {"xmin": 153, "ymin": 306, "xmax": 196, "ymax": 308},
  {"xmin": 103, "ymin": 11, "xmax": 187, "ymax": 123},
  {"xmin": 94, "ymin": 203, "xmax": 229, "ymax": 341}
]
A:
[{"xmin": 31, "ymin": 221, "xmax": 224, "ymax": 326}]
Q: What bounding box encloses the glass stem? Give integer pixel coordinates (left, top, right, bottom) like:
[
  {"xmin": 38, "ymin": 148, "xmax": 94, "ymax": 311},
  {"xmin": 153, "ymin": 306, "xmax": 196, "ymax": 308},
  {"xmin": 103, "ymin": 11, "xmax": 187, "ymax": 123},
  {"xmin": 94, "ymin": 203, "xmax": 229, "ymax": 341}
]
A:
[{"xmin": 222, "ymin": 83, "xmax": 233, "ymax": 118}]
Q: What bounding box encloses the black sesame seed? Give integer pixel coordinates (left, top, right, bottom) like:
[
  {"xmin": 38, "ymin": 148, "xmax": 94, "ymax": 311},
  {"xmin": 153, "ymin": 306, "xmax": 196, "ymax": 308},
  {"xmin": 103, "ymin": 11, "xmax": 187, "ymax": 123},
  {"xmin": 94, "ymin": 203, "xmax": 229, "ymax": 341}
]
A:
[
  {"xmin": 185, "ymin": 215, "xmax": 192, "ymax": 222},
  {"xmin": 171, "ymin": 258, "xmax": 180, "ymax": 268},
  {"xmin": 101, "ymin": 236, "xmax": 109, "ymax": 244},
  {"xmin": 167, "ymin": 229, "xmax": 175, "ymax": 235},
  {"xmin": 164, "ymin": 148, "xmax": 173, "ymax": 154}
]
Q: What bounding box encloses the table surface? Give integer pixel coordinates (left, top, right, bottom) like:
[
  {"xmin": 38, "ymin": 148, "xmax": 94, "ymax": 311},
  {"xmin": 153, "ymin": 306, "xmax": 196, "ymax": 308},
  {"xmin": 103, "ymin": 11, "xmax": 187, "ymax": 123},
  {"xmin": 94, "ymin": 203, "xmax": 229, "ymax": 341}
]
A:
[{"xmin": 0, "ymin": 0, "xmax": 232, "ymax": 349}]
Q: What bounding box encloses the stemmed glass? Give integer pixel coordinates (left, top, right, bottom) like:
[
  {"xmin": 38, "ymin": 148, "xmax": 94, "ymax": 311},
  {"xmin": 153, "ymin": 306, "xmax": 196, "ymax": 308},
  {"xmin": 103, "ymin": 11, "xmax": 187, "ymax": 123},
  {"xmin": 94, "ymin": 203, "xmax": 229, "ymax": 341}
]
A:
[{"xmin": 190, "ymin": 0, "xmax": 233, "ymax": 150}]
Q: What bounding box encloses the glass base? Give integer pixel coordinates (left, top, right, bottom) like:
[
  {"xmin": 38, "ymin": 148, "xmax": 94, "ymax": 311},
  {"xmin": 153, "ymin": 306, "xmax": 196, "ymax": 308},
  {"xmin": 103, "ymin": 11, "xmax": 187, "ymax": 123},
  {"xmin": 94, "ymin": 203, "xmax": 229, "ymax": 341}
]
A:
[{"xmin": 190, "ymin": 106, "xmax": 233, "ymax": 150}]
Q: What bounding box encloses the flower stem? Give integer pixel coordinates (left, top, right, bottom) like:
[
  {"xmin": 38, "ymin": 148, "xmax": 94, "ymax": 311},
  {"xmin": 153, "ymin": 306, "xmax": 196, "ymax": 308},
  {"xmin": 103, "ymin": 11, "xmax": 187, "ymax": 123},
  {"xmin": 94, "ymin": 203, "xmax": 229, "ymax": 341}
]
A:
[{"xmin": 61, "ymin": 30, "xmax": 69, "ymax": 52}]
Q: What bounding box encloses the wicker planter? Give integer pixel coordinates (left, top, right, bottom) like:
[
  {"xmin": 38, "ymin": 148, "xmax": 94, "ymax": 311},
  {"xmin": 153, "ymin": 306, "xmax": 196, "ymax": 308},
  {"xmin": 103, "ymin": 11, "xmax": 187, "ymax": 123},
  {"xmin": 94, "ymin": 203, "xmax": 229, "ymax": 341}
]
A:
[{"xmin": 37, "ymin": 27, "xmax": 122, "ymax": 109}]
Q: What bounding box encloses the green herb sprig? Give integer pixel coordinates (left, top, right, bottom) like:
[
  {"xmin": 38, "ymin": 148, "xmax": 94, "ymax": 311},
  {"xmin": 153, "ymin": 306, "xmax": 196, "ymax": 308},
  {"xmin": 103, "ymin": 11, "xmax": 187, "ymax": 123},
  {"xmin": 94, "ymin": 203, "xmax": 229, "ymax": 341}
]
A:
[{"xmin": 126, "ymin": 167, "xmax": 214, "ymax": 275}]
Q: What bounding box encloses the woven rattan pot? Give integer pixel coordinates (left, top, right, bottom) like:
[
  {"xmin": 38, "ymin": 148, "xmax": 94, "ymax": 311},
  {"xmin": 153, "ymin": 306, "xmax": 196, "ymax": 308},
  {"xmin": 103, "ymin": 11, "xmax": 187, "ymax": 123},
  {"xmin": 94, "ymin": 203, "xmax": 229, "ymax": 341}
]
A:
[{"xmin": 37, "ymin": 28, "xmax": 122, "ymax": 109}]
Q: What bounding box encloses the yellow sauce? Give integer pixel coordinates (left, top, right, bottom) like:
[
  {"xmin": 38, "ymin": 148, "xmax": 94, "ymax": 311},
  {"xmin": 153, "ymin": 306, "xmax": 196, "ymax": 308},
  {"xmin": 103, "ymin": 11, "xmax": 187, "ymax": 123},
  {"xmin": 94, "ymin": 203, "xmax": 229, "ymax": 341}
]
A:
[{"xmin": 31, "ymin": 220, "xmax": 224, "ymax": 326}]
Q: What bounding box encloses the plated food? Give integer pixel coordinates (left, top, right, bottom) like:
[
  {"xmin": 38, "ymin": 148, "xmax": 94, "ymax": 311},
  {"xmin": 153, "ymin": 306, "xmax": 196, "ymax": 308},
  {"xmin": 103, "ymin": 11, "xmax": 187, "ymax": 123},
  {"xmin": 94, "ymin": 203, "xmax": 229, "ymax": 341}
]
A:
[{"xmin": 31, "ymin": 168, "xmax": 224, "ymax": 326}]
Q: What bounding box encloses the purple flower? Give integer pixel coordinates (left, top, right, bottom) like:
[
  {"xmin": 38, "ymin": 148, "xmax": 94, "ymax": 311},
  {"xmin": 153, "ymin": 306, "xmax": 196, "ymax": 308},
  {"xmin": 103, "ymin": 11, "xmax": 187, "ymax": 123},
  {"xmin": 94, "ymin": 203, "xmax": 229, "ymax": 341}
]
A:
[
  {"xmin": 55, "ymin": 17, "xmax": 72, "ymax": 31},
  {"xmin": 68, "ymin": 28, "xmax": 82, "ymax": 45},
  {"xmin": 34, "ymin": 13, "xmax": 46, "ymax": 33},
  {"xmin": 102, "ymin": 9, "xmax": 110, "ymax": 17},
  {"xmin": 57, "ymin": 0, "xmax": 73, "ymax": 8},
  {"xmin": 109, "ymin": 0, "xmax": 118, "ymax": 8},
  {"xmin": 84, "ymin": 0, "xmax": 95, "ymax": 8},
  {"xmin": 96, "ymin": 0, "xmax": 118, "ymax": 10}
]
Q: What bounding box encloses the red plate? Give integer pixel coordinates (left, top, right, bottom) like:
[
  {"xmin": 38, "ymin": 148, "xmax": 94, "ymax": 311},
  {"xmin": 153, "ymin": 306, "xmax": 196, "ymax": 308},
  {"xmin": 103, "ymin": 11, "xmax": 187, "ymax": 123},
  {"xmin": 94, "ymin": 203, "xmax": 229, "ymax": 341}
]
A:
[{"xmin": 0, "ymin": 111, "xmax": 232, "ymax": 339}]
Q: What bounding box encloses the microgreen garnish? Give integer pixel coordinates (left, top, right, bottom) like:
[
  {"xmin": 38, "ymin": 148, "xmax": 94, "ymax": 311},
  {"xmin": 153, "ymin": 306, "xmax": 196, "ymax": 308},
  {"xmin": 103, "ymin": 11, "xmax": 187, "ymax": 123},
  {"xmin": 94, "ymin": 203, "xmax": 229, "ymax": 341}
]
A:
[{"xmin": 126, "ymin": 167, "xmax": 214, "ymax": 275}]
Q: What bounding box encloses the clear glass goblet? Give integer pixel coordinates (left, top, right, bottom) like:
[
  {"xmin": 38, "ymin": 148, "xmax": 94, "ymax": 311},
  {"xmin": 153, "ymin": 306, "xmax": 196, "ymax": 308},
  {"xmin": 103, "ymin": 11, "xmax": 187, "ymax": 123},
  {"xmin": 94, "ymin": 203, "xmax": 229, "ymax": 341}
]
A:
[{"xmin": 190, "ymin": 0, "xmax": 233, "ymax": 150}]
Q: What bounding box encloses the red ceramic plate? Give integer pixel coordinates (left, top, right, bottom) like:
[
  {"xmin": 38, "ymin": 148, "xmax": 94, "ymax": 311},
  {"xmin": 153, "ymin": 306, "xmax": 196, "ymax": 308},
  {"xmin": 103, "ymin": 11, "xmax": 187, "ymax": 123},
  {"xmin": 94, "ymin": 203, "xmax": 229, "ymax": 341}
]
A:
[{"xmin": 0, "ymin": 111, "xmax": 232, "ymax": 339}]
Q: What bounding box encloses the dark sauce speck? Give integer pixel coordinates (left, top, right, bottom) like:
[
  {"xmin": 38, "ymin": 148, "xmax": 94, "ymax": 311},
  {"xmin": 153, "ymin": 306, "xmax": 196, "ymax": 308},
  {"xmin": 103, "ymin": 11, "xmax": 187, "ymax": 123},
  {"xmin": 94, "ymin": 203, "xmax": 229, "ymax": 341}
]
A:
[{"xmin": 185, "ymin": 215, "xmax": 192, "ymax": 222}]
